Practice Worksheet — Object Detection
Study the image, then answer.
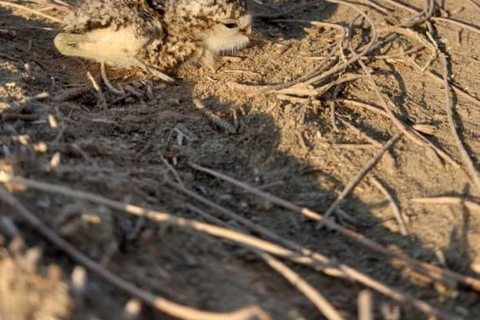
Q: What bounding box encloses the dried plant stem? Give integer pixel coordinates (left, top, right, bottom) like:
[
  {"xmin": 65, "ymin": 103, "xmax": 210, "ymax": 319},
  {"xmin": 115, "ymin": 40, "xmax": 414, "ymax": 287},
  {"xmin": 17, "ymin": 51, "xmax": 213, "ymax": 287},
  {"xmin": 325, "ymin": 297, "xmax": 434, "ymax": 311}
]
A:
[
  {"xmin": 0, "ymin": 175, "xmax": 461, "ymax": 320},
  {"xmin": 275, "ymin": 74, "xmax": 364, "ymax": 97},
  {"xmin": 187, "ymin": 163, "xmax": 480, "ymax": 293},
  {"xmin": 259, "ymin": 252, "xmax": 344, "ymax": 320},
  {"xmin": 337, "ymin": 99, "xmax": 389, "ymax": 117},
  {"xmin": 0, "ymin": 175, "xmax": 338, "ymax": 272},
  {"xmin": 337, "ymin": 118, "xmax": 382, "ymax": 147},
  {"xmin": 86, "ymin": 71, "xmax": 107, "ymax": 109},
  {"xmin": 358, "ymin": 290, "xmax": 373, "ymax": 320},
  {"xmin": 427, "ymin": 71, "xmax": 480, "ymax": 107},
  {"xmin": 231, "ymin": 0, "xmax": 378, "ymax": 94},
  {"xmin": 323, "ymin": 134, "xmax": 402, "ymax": 220},
  {"xmin": 357, "ymin": 60, "xmax": 459, "ymax": 168},
  {"xmin": 412, "ymin": 197, "xmax": 480, "ymax": 213},
  {"xmin": 437, "ymin": 51, "xmax": 480, "ymax": 191},
  {"xmin": 467, "ymin": 0, "xmax": 480, "ymax": 10},
  {"xmin": 370, "ymin": 176, "xmax": 408, "ymax": 235},
  {"xmin": 0, "ymin": 1, "xmax": 62, "ymax": 22},
  {"xmin": 378, "ymin": 26, "xmax": 436, "ymax": 71},
  {"xmin": 381, "ymin": 0, "xmax": 418, "ymax": 13},
  {"xmin": 384, "ymin": 0, "xmax": 480, "ymax": 34},
  {"xmin": 432, "ymin": 17, "xmax": 480, "ymax": 36},
  {"xmin": 0, "ymin": 186, "xmax": 270, "ymax": 320},
  {"xmin": 26, "ymin": 0, "xmax": 70, "ymax": 12},
  {"xmin": 330, "ymin": 83, "xmax": 342, "ymax": 131},
  {"xmin": 361, "ymin": 0, "xmax": 389, "ymax": 13},
  {"xmin": 188, "ymin": 204, "xmax": 344, "ymax": 320}
]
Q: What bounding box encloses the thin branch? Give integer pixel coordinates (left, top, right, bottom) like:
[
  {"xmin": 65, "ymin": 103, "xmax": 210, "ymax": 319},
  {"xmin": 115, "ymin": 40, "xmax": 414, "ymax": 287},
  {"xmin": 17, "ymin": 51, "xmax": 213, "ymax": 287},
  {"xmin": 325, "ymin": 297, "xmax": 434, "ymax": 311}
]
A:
[
  {"xmin": 0, "ymin": 1, "xmax": 62, "ymax": 22},
  {"xmin": 259, "ymin": 252, "xmax": 344, "ymax": 320},
  {"xmin": 323, "ymin": 134, "xmax": 402, "ymax": 220},
  {"xmin": 370, "ymin": 176, "xmax": 408, "ymax": 236},
  {"xmin": 467, "ymin": 0, "xmax": 480, "ymax": 10},
  {"xmin": 357, "ymin": 59, "xmax": 460, "ymax": 168},
  {"xmin": 0, "ymin": 175, "xmax": 340, "ymax": 273},
  {"xmin": 361, "ymin": 0, "xmax": 390, "ymax": 13},
  {"xmin": 432, "ymin": 17, "xmax": 480, "ymax": 36},
  {"xmin": 358, "ymin": 290, "xmax": 373, "ymax": 320},
  {"xmin": 381, "ymin": 0, "xmax": 418, "ymax": 14},
  {"xmin": 437, "ymin": 48, "xmax": 480, "ymax": 191},
  {"xmin": 412, "ymin": 197, "xmax": 480, "ymax": 213}
]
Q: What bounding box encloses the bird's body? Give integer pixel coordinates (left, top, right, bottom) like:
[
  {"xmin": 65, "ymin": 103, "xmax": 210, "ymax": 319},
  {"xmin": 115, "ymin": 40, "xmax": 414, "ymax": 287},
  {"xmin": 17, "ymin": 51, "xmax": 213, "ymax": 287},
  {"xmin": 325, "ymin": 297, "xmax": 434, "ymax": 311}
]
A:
[{"xmin": 54, "ymin": 0, "xmax": 252, "ymax": 81}]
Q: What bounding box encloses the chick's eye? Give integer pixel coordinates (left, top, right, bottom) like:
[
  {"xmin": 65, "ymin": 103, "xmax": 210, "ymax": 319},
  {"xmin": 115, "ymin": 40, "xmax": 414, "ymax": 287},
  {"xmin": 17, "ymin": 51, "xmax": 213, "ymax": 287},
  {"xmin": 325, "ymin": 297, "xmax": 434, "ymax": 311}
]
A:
[{"xmin": 223, "ymin": 23, "xmax": 237, "ymax": 29}]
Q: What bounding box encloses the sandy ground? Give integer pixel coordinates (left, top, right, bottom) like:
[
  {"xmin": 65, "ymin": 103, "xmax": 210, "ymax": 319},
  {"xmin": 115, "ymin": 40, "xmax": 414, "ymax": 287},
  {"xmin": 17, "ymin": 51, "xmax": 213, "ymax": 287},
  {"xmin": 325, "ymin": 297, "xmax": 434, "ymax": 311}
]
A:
[{"xmin": 1, "ymin": 0, "xmax": 480, "ymax": 319}]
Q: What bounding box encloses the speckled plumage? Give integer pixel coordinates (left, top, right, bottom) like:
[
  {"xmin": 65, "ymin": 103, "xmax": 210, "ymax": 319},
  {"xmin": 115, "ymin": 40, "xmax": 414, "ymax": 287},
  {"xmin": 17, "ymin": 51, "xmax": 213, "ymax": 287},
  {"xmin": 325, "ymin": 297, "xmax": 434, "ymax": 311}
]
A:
[{"xmin": 54, "ymin": 0, "xmax": 252, "ymax": 80}]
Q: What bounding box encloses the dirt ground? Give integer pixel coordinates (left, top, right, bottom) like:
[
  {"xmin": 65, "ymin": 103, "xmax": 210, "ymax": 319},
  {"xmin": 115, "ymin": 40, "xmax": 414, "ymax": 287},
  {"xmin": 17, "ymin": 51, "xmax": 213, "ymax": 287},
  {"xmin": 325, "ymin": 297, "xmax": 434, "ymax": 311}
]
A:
[{"xmin": 1, "ymin": 0, "xmax": 480, "ymax": 319}]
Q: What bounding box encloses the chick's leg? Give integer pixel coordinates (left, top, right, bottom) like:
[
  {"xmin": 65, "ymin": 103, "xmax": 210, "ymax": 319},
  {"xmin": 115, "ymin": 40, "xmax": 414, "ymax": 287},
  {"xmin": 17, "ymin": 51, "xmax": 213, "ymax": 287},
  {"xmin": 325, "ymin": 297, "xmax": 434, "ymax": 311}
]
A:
[{"xmin": 134, "ymin": 59, "xmax": 175, "ymax": 82}]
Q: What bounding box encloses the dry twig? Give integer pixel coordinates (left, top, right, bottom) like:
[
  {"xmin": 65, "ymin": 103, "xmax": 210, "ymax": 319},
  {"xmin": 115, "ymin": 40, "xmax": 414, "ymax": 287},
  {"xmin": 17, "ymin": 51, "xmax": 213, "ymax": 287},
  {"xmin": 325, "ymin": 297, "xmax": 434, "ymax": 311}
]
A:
[
  {"xmin": 370, "ymin": 176, "xmax": 408, "ymax": 235},
  {"xmin": 322, "ymin": 134, "xmax": 402, "ymax": 220},
  {"xmin": 357, "ymin": 59, "xmax": 459, "ymax": 168},
  {"xmin": 412, "ymin": 197, "xmax": 480, "ymax": 213},
  {"xmin": 436, "ymin": 47, "xmax": 480, "ymax": 191},
  {"xmin": 358, "ymin": 290, "xmax": 373, "ymax": 320},
  {"xmin": 0, "ymin": 1, "xmax": 62, "ymax": 22}
]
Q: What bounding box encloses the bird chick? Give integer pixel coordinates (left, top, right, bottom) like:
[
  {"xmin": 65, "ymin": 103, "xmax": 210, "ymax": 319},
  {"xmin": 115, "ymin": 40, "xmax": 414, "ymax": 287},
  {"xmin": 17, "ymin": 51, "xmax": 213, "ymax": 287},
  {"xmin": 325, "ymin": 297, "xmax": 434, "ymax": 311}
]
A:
[{"xmin": 54, "ymin": 0, "xmax": 252, "ymax": 81}]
